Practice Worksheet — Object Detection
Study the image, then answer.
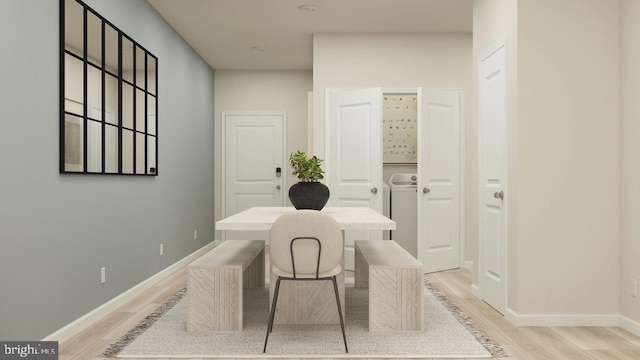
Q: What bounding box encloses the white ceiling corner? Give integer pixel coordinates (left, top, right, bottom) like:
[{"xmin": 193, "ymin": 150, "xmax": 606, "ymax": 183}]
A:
[{"xmin": 146, "ymin": 0, "xmax": 472, "ymax": 71}]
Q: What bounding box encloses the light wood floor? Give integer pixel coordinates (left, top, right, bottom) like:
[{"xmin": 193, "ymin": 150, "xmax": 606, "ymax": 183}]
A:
[{"xmin": 59, "ymin": 264, "xmax": 640, "ymax": 360}]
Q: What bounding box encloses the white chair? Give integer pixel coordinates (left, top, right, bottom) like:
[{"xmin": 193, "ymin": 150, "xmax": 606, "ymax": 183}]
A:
[{"xmin": 263, "ymin": 210, "xmax": 348, "ymax": 353}]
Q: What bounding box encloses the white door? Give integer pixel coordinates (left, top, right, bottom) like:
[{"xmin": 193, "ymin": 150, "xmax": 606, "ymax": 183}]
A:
[
  {"xmin": 327, "ymin": 88, "xmax": 383, "ymax": 270},
  {"xmin": 222, "ymin": 112, "xmax": 286, "ymax": 243},
  {"xmin": 479, "ymin": 43, "xmax": 507, "ymax": 314},
  {"xmin": 417, "ymin": 89, "xmax": 461, "ymax": 273}
]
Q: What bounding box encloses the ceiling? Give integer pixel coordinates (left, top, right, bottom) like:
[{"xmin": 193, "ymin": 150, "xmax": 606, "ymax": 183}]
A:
[{"xmin": 146, "ymin": 0, "xmax": 472, "ymax": 71}]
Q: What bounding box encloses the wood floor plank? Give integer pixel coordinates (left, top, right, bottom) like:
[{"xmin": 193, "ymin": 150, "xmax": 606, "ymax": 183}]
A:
[
  {"xmin": 606, "ymin": 326, "xmax": 640, "ymax": 347},
  {"xmin": 550, "ymin": 326, "xmax": 617, "ymax": 351},
  {"xmin": 519, "ymin": 326, "xmax": 602, "ymax": 360},
  {"xmin": 117, "ymin": 286, "xmax": 171, "ymax": 313},
  {"xmin": 59, "ymin": 311, "xmax": 131, "ymax": 356},
  {"xmin": 68, "ymin": 337, "xmax": 111, "ymax": 360},
  {"xmin": 582, "ymin": 327, "xmax": 640, "ymax": 359},
  {"xmin": 427, "ymin": 270, "xmax": 473, "ymax": 300},
  {"xmin": 100, "ymin": 303, "xmax": 162, "ymax": 341}
]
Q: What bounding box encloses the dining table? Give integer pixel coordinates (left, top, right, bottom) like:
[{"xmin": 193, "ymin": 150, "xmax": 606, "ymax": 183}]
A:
[
  {"xmin": 215, "ymin": 206, "xmax": 395, "ymax": 231},
  {"xmin": 215, "ymin": 206, "xmax": 396, "ymax": 325}
]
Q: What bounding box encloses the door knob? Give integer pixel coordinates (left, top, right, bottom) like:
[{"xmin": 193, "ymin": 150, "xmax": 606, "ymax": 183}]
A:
[
  {"xmin": 494, "ymin": 191, "xmax": 503, "ymax": 200},
  {"xmin": 276, "ymin": 185, "xmax": 281, "ymax": 190},
  {"xmin": 371, "ymin": 187, "xmax": 378, "ymax": 194},
  {"xmin": 423, "ymin": 187, "xmax": 430, "ymax": 194}
]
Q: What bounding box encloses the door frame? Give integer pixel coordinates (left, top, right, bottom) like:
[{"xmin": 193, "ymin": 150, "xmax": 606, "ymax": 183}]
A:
[
  {"xmin": 416, "ymin": 87, "xmax": 466, "ymax": 272},
  {"xmin": 477, "ymin": 39, "xmax": 509, "ymax": 312},
  {"xmin": 324, "ymin": 87, "xmax": 466, "ymax": 270},
  {"xmin": 324, "ymin": 88, "xmax": 384, "ymax": 271},
  {"xmin": 221, "ymin": 111, "xmax": 287, "ymax": 240},
  {"xmin": 385, "ymin": 87, "xmax": 466, "ymax": 271}
]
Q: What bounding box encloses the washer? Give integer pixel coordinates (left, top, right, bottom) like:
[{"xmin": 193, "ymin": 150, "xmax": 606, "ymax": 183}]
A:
[
  {"xmin": 382, "ymin": 183, "xmax": 390, "ymax": 240},
  {"xmin": 389, "ymin": 173, "xmax": 418, "ymax": 257}
]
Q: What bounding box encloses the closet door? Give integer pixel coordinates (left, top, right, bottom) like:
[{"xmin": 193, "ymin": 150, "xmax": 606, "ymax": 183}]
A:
[
  {"xmin": 417, "ymin": 88, "xmax": 462, "ymax": 273},
  {"xmin": 479, "ymin": 43, "xmax": 508, "ymax": 314},
  {"xmin": 326, "ymin": 88, "xmax": 383, "ymax": 270}
]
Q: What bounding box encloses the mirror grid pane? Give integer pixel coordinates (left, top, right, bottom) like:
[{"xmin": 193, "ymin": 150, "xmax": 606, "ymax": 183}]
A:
[{"xmin": 61, "ymin": 0, "xmax": 157, "ymax": 175}]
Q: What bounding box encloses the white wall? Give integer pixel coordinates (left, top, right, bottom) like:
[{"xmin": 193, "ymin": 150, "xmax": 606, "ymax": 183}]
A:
[
  {"xmin": 620, "ymin": 0, "xmax": 640, "ymax": 326},
  {"xmin": 213, "ymin": 70, "xmax": 312, "ymax": 235},
  {"xmin": 472, "ymin": 0, "xmax": 519, "ymax": 312},
  {"xmin": 313, "ymin": 33, "xmax": 473, "ymax": 153},
  {"xmin": 0, "ymin": 0, "xmax": 215, "ymax": 339},
  {"xmin": 312, "ymin": 32, "xmax": 473, "ymax": 259},
  {"xmin": 515, "ymin": 0, "xmax": 620, "ymax": 317},
  {"xmin": 474, "ymin": 0, "xmax": 621, "ymax": 321}
]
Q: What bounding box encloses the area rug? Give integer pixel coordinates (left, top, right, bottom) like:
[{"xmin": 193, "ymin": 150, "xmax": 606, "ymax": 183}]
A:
[{"xmin": 103, "ymin": 280, "xmax": 507, "ymax": 358}]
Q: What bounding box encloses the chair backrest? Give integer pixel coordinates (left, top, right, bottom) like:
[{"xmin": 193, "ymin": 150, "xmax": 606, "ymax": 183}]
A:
[{"xmin": 269, "ymin": 210, "xmax": 343, "ymax": 278}]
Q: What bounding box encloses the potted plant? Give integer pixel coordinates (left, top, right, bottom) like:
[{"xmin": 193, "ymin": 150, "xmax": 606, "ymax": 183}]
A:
[{"xmin": 288, "ymin": 150, "xmax": 330, "ymax": 210}]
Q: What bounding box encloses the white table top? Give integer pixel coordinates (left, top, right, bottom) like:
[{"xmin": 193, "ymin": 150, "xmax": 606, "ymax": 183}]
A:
[{"xmin": 215, "ymin": 206, "xmax": 396, "ymax": 231}]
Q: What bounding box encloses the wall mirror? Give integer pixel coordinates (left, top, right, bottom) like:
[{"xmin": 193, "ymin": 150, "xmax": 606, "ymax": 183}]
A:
[{"xmin": 60, "ymin": 0, "xmax": 158, "ymax": 175}]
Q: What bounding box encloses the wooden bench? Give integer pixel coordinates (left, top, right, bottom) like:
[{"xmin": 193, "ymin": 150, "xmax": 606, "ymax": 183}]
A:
[
  {"xmin": 187, "ymin": 239, "xmax": 265, "ymax": 332},
  {"xmin": 354, "ymin": 240, "xmax": 424, "ymax": 331}
]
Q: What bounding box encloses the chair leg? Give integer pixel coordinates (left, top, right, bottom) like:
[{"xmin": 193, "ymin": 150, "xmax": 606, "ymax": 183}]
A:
[
  {"xmin": 331, "ymin": 276, "xmax": 348, "ymax": 353},
  {"xmin": 269, "ymin": 277, "xmax": 282, "ymax": 333},
  {"xmin": 263, "ymin": 277, "xmax": 282, "ymax": 353}
]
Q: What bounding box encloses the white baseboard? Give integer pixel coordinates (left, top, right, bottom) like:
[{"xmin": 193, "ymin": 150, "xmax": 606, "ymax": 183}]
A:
[
  {"xmin": 470, "ymin": 283, "xmax": 480, "ymax": 298},
  {"xmin": 42, "ymin": 241, "xmax": 220, "ymax": 343},
  {"xmin": 619, "ymin": 314, "xmax": 640, "ymax": 336},
  {"xmin": 462, "ymin": 260, "xmax": 473, "ymax": 270},
  {"xmin": 469, "ymin": 287, "xmax": 640, "ymax": 333},
  {"xmin": 505, "ymin": 308, "xmax": 620, "ymax": 327}
]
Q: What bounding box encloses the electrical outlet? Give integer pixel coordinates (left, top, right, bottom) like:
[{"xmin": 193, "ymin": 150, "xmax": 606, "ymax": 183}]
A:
[
  {"xmin": 100, "ymin": 267, "xmax": 106, "ymax": 284},
  {"xmin": 160, "ymin": 243, "xmax": 164, "ymax": 256},
  {"xmin": 632, "ymin": 279, "xmax": 637, "ymax": 298},
  {"xmin": 194, "ymin": 230, "xmax": 198, "ymax": 239}
]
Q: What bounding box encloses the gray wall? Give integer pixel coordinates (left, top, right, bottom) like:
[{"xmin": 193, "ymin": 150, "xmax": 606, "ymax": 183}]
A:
[{"xmin": 0, "ymin": 0, "xmax": 215, "ymax": 340}]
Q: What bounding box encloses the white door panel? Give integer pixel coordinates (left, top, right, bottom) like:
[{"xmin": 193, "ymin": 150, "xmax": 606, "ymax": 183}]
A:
[
  {"xmin": 223, "ymin": 113, "xmax": 285, "ymax": 244},
  {"xmin": 327, "ymin": 88, "xmax": 383, "ymax": 270},
  {"xmin": 479, "ymin": 42, "xmax": 507, "ymax": 314},
  {"xmin": 418, "ymin": 89, "xmax": 461, "ymax": 273}
]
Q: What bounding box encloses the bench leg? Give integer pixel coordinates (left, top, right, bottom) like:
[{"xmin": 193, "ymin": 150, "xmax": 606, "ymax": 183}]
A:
[
  {"xmin": 244, "ymin": 248, "xmax": 265, "ymax": 288},
  {"xmin": 354, "ymin": 246, "xmax": 368, "ymax": 288},
  {"xmin": 369, "ymin": 268, "xmax": 423, "ymax": 331},
  {"xmin": 188, "ymin": 267, "xmax": 243, "ymax": 332}
]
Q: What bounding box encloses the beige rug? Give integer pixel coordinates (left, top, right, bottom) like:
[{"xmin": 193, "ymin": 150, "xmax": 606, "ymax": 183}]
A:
[{"xmin": 103, "ymin": 280, "xmax": 507, "ymax": 358}]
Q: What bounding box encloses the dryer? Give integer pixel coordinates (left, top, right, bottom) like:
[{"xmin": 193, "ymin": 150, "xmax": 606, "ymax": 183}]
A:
[{"xmin": 389, "ymin": 173, "xmax": 417, "ymax": 257}]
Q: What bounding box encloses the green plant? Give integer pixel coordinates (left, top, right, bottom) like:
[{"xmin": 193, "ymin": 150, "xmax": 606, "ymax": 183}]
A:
[{"xmin": 289, "ymin": 150, "xmax": 325, "ymax": 182}]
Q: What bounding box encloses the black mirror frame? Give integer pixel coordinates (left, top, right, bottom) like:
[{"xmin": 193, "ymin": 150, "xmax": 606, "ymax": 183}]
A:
[{"xmin": 60, "ymin": 0, "xmax": 158, "ymax": 176}]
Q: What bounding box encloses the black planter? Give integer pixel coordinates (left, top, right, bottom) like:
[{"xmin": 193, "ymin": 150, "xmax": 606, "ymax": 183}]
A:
[{"xmin": 288, "ymin": 182, "xmax": 330, "ymax": 210}]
